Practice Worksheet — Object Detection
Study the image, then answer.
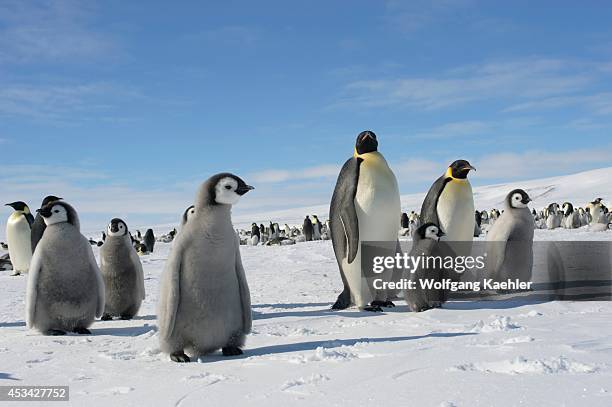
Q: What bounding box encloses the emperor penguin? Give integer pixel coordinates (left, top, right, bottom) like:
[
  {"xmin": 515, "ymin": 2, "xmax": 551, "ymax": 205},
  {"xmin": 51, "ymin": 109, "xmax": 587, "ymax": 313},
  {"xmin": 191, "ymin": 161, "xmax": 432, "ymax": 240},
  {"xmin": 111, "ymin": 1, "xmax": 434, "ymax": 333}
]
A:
[
  {"xmin": 404, "ymin": 222, "xmax": 450, "ymax": 312},
  {"xmin": 420, "ymin": 160, "xmax": 476, "ymax": 242},
  {"xmin": 181, "ymin": 205, "xmax": 195, "ymax": 227},
  {"xmin": 143, "ymin": 229, "xmax": 155, "ymax": 253},
  {"xmin": 250, "ymin": 223, "xmax": 260, "ymax": 246},
  {"xmin": 99, "ymin": 218, "xmax": 145, "ymax": 320},
  {"xmin": 562, "ymin": 202, "xmax": 580, "ymax": 229},
  {"xmin": 329, "ymin": 130, "xmax": 401, "ymax": 311},
  {"xmin": 545, "ymin": 203, "xmax": 562, "ymax": 229},
  {"xmin": 303, "ymin": 216, "xmax": 314, "ymax": 241},
  {"xmin": 474, "ymin": 210, "xmax": 482, "ymax": 237},
  {"xmin": 312, "ymin": 215, "xmax": 322, "ymax": 240},
  {"xmin": 485, "ymin": 189, "xmax": 534, "ymax": 285},
  {"xmin": 26, "ymin": 201, "xmax": 104, "ymax": 335},
  {"xmin": 158, "ymin": 173, "xmax": 253, "ymax": 362},
  {"xmin": 5, "ymin": 201, "xmax": 35, "ymax": 276},
  {"xmin": 31, "ymin": 195, "xmax": 62, "ymax": 252}
]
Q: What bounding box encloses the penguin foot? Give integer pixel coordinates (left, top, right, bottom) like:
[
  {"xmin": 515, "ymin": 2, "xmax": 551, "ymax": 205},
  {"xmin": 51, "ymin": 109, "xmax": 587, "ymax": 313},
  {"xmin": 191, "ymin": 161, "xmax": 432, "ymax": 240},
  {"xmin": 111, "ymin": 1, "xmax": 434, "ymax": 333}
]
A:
[
  {"xmin": 170, "ymin": 351, "xmax": 190, "ymax": 363},
  {"xmin": 363, "ymin": 305, "xmax": 383, "ymax": 312},
  {"xmin": 10, "ymin": 271, "xmax": 21, "ymax": 276},
  {"xmin": 119, "ymin": 314, "xmax": 133, "ymax": 320},
  {"xmin": 101, "ymin": 314, "xmax": 112, "ymax": 321},
  {"xmin": 331, "ymin": 289, "xmax": 351, "ymax": 310},
  {"xmin": 45, "ymin": 329, "xmax": 66, "ymax": 336},
  {"xmin": 73, "ymin": 327, "xmax": 91, "ymax": 335},
  {"xmin": 222, "ymin": 346, "xmax": 243, "ymax": 356},
  {"xmin": 371, "ymin": 300, "xmax": 395, "ymax": 308}
]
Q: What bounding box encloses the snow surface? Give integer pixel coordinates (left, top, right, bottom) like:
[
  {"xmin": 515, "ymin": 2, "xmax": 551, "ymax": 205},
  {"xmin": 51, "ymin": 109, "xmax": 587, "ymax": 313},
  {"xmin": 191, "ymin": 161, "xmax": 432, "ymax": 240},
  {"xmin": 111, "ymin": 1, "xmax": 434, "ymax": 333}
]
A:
[
  {"xmin": 1, "ymin": 167, "xmax": 612, "ymax": 406},
  {"xmin": 1, "ymin": 227, "xmax": 612, "ymax": 406}
]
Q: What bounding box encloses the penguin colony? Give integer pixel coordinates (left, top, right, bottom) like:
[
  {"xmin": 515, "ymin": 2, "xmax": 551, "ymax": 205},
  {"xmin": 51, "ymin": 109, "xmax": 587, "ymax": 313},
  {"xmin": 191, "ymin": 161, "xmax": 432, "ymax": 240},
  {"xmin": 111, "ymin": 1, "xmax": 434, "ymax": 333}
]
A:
[{"xmin": 2, "ymin": 130, "xmax": 612, "ymax": 361}]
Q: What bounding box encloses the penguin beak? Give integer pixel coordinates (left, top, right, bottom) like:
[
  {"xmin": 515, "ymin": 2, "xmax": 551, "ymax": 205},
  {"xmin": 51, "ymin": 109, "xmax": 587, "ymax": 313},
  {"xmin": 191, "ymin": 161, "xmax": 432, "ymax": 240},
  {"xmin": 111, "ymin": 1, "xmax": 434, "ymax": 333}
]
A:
[
  {"xmin": 236, "ymin": 185, "xmax": 254, "ymax": 196},
  {"xmin": 438, "ymin": 230, "xmax": 446, "ymax": 237},
  {"xmin": 522, "ymin": 197, "xmax": 531, "ymax": 204},
  {"xmin": 463, "ymin": 164, "xmax": 476, "ymax": 172},
  {"xmin": 37, "ymin": 206, "xmax": 52, "ymax": 218},
  {"xmin": 110, "ymin": 223, "xmax": 119, "ymax": 233}
]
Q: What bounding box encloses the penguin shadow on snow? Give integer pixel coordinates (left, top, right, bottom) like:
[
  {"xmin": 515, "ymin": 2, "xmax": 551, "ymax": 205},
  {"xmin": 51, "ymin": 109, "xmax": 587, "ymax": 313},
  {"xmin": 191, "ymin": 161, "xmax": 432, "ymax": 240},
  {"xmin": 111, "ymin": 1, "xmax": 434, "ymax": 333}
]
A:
[
  {"xmin": 0, "ymin": 320, "xmax": 26, "ymax": 328},
  {"xmin": 0, "ymin": 372, "xmax": 20, "ymax": 381},
  {"xmin": 253, "ymin": 305, "xmax": 396, "ymax": 320},
  {"xmin": 443, "ymin": 300, "xmax": 547, "ymax": 311},
  {"xmin": 90, "ymin": 324, "xmax": 156, "ymax": 337},
  {"xmin": 200, "ymin": 332, "xmax": 477, "ymax": 363},
  {"xmin": 252, "ymin": 302, "xmax": 334, "ymax": 309}
]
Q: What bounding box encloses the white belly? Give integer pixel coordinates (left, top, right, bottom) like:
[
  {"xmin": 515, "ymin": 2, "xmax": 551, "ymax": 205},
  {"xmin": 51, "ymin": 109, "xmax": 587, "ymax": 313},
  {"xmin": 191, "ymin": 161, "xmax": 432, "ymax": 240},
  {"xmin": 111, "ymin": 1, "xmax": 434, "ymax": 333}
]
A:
[
  {"xmin": 6, "ymin": 215, "xmax": 32, "ymax": 272},
  {"xmin": 343, "ymin": 152, "xmax": 400, "ymax": 308},
  {"xmin": 437, "ymin": 180, "xmax": 475, "ymax": 242}
]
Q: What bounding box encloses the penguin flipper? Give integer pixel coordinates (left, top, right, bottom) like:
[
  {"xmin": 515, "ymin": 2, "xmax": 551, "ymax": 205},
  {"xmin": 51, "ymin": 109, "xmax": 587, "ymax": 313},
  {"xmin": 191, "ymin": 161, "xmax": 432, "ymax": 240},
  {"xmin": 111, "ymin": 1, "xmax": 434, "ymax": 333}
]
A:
[
  {"xmin": 25, "ymin": 248, "xmax": 44, "ymax": 328},
  {"xmin": 158, "ymin": 248, "xmax": 182, "ymax": 340},
  {"xmin": 420, "ymin": 175, "xmax": 451, "ymax": 227},
  {"xmin": 330, "ymin": 157, "xmax": 362, "ymax": 265},
  {"xmin": 131, "ymin": 248, "xmax": 146, "ymax": 300},
  {"xmin": 25, "ymin": 212, "xmax": 35, "ymax": 227},
  {"xmin": 234, "ymin": 235, "xmax": 252, "ymax": 334},
  {"xmin": 86, "ymin": 244, "xmax": 105, "ymax": 318}
]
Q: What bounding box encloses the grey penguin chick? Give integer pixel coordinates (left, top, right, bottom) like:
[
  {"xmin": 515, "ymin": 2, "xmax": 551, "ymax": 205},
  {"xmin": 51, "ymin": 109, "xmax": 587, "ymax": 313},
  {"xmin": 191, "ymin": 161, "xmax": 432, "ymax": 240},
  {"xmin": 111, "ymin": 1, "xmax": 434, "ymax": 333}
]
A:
[
  {"xmin": 404, "ymin": 222, "xmax": 451, "ymax": 312},
  {"xmin": 26, "ymin": 201, "xmax": 105, "ymax": 335},
  {"xmin": 100, "ymin": 218, "xmax": 145, "ymax": 320},
  {"xmin": 485, "ymin": 189, "xmax": 535, "ymax": 285},
  {"xmin": 157, "ymin": 173, "xmax": 254, "ymax": 362}
]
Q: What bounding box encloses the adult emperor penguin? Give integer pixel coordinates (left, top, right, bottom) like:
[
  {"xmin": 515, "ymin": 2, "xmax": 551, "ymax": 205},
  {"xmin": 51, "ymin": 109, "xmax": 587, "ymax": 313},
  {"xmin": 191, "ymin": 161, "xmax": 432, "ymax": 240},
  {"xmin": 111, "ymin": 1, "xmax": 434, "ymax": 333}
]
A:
[
  {"xmin": 420, "ymin": 160, "xmax": 476, "ymax": 242},
  {"xmin": 330, "ymin": 130, "xmax": 401, "ymax": 311},
  {"xmin": 303, "ymin": 216, "xmax": 314, "ymax": 241},
  {"xmin": 26, "ymin": 201, "xmax": 104, "ymax": 335},
  {"xmin": 485, "ymin": 189, "xmax": 535, "ymax": 285},
  {"xmin": 99, "ymin": 218, "xmax": 145, "ymax": 320},
  {"xmin": 143, "ymin": 229, "xmax": 155, "ymax": 253},
  {"xmin": 562, "ymin": 202, "xmax": 581, "ymax": 229},
  {"xmin": 5, "ymin": 201, "xmax": 35, "ymax": 276},
  {"xmin": 31, "ymin": 195, "xmax": 62, "ymax": 252},
  {"xmin": 158, "ymin": 173, "xmax": 253, "ymax": 362},
  {"xmin": 250, "ymin": 223, "xmax": 260, "ymax": 246}
]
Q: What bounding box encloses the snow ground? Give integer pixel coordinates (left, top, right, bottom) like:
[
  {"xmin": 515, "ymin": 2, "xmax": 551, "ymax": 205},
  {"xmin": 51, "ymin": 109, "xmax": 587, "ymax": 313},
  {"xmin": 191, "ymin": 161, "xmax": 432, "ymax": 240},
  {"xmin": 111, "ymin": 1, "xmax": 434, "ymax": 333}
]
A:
[{"xmin": 1, "ymin": 228, "xmax": 612, "ymax": 406}]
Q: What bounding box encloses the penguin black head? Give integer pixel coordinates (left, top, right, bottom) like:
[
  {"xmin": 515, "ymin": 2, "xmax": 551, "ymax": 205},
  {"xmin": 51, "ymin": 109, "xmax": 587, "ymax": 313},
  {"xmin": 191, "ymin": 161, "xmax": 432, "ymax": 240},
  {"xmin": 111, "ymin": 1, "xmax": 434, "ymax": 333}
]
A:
[
  {"xmin": 507, "ymin": 189, "xmax": 531, "ymax": 209},
  {"xmin": 200, "ymin": 173, "xmax": 254, "ymax": 207},
  {"xmin": 107, "ymin": 218, "xmax": 128, "ymax": 236},
  {"xmin": 447, "ymin": 160, "xmax": 475, "ymax": 179},
  {"xmin": 182, "ymin": 205, "xmax": 195, "ymax": 224},
  {"xmin": 416, "ymin": 222, "xmax": 445, "ymax": 241},
  {"xmin": 563, "ymin": 202, "xmax": 574, "ymax": 214},
  {"xmin": 5, "ymin": 201, "xmax": 30, "ymax": 213},
  {"xmin": 37, "ymin": 201, "xmax": 76, "ymax": 226},
  {"xmin": 40, "ymin": 195, "xmax": 62, "ymax": 207},
  {"xmin": 355, "ymin": 130, "xmax": 378, "ymax": 155}
]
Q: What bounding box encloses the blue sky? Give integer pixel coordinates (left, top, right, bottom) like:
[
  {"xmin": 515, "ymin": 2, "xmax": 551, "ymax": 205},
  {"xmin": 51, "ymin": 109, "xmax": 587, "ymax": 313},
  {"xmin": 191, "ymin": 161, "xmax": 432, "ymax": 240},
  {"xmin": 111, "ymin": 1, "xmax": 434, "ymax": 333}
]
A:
[{"xmin": 2, "ymin": 0, "xmax": 612, "ymax": 232}]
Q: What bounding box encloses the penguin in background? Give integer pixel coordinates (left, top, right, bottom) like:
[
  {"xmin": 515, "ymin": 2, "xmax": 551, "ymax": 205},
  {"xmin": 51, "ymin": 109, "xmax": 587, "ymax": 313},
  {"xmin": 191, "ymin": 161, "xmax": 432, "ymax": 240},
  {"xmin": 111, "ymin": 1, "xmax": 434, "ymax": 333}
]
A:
[
  {"xmin": 546, "ymin": 203, "xmax": 562, "ymax": 229},
  {"xmin": 474, "ymin": 210, "xmax": 482, "ymax": 237},
  {"xmin": 100, "ymin": 218, "xmax": 145, "ymax": 320},
  {"xmin": 143, "ymin": 229, "xmax": 155, "ymax": 253},
  {"xmin": 31, "ymin": 195, "xmax": 62, "ymax": 252},
  {"xmin": 312, "ymin": 215, "xmax": 322, "ymax": 240},
  {"xmin": 404, "ymin": 222, "xmax": 451, "ymax": 312},
  {"xmin": 420, "ymin": 160, "xmax": 476, "ymax": 242},
  {"xmin": 181, "ymin": 205, "xmax": 195, "ymax": 227},
  {"xmin": 283, "ymin": 224, "xmax": 291, "ymax": 237},
  {"xmin": 480, "ymin": 210, "xmax": 489, "ymax": 225},
  {"xmin": 158, "ymin": 173, "xmax": 253, "ymax": 362},
  {"xmin": 250, "ymin": 223, "xmax": 260, "ymax": 246},
  {"xmin": 486, "ymin": 189, "xmax": 534, "ymax": 285},
  {"xmin": 561, "ymin": 202, "xmax": 580, "ymax": 229},
  {"xmin": 26, "ymin": 201, "xmax": 104, "ymax": 335},
  {"xmin": 303, "ymin": 216, "xmax": 314, "ymax": 241},
  {"xmin": 5, "ymin": 201, "xmax": 35, "ymax": 276},
  {"xmin": 329, "ymin": 130, "xmax": 401, "ymax": 311},
  {"xmin": 400, "ymin": 212, "xmax": 409, "ymax": 229}
]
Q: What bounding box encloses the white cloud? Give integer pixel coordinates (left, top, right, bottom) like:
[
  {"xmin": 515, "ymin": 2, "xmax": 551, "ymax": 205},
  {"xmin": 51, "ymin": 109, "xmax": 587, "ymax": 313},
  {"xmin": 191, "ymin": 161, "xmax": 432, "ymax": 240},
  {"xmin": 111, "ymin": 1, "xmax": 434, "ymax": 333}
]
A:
[
  {"xmin": 335, "ymin": 58, "xmax": 592, "ymax": 111},
  {"xmin": 412, "ymin": 120, "xmax": 490, "ymax": 139},
  {"xmin": 503, "ymin": 92, "xmax": 612, "ymax": 115},
  {"xmin": 250, "ymin": 164, "xmax": 340, "ymax": 183},
  {"xmin": 0, "ymin": 0, "xmax": 115, "ymax": 64}
]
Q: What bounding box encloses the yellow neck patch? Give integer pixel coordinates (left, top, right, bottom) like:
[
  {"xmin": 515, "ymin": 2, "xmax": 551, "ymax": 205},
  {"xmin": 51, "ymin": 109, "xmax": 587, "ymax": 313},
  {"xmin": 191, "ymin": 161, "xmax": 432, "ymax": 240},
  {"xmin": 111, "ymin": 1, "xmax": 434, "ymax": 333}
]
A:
[{"xmin": 445, "ymin": 167, "xmax": 468, "ymax": 182}]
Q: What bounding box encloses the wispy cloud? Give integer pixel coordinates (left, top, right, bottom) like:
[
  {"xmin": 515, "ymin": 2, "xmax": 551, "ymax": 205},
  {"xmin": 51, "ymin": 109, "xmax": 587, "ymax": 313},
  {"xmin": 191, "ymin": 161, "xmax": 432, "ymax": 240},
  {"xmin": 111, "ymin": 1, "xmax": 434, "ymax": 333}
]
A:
[
  {"xmin": 335, "ymin": 58, "xmax": 593, "ymax": 111},
  {"xmin": 503, "ymin": 92, "xmax": 612, "ymax": 115},
  {"xmin": 249, "ymin": 164, "xmax": 341, "ymax": 183},
  {"xmin": 0, "ymin": 0, "xmax": 116, "ymax": 64},
  {"xmin": 184, "ymin": 25, "xmax": 261, "ymax": 47},
  {"xmin": 384, "ymin": 0, "xmax": 473, "ymax": 33},
  {"xmin": 412, "ymin": 120, "xmax": 490, "ymax": 139}
]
